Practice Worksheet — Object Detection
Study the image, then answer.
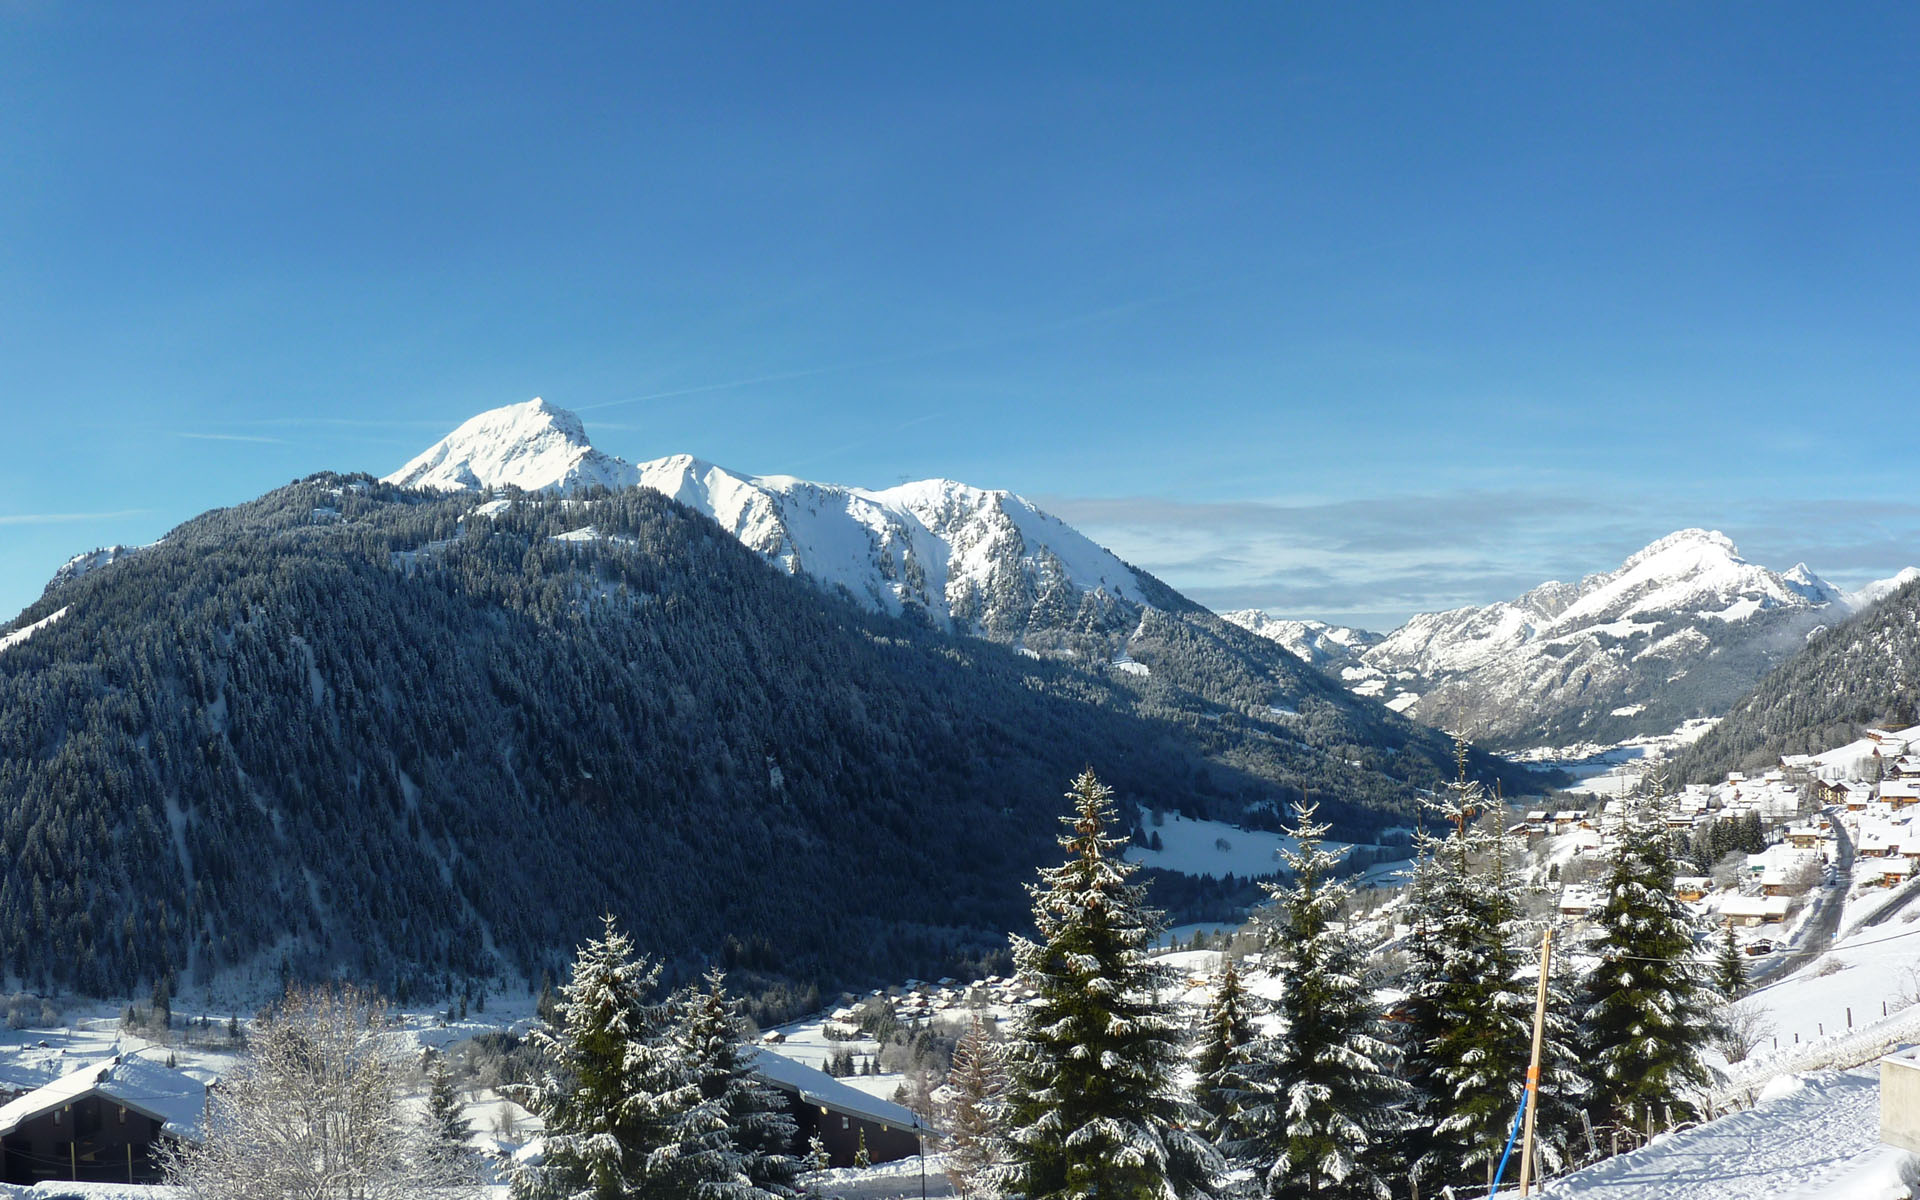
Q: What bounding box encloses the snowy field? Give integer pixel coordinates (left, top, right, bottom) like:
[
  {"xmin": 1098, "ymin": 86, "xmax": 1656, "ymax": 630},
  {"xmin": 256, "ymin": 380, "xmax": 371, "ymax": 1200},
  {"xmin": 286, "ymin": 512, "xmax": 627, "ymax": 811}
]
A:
[
  {"xmin": 1124, "ymin": 813, "xmax": 1347, "ymax": 879},
  {"xmin": 1536, "ymin": 719, "xmax": 1719, "ymax": 798}
]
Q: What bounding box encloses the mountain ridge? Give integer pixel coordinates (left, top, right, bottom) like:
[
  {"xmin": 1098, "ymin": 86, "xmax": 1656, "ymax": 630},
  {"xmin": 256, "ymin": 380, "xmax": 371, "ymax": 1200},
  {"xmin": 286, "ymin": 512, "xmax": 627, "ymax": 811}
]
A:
[{"xmin": 1227, "ymin": 530, "xmax": 1911, "ymax": 750}]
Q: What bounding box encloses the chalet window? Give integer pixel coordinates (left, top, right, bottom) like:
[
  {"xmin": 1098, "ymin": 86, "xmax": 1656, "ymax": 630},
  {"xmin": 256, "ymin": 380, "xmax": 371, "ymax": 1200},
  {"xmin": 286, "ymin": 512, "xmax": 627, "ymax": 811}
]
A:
[
  {"xmin": 841, "ymin": 1116, "xmax": 849, "ymax": 1129},
  {"xmin": 119, "ymin": 1104, "xmax": 127, "ymax": 1124}
]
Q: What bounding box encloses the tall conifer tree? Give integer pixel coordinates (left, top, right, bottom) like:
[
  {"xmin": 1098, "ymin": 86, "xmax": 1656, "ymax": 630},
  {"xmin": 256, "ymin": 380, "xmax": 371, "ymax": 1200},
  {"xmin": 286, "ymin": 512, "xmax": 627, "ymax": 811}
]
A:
[
  {"xmin": 675, "ymin": 968, "xmax": 800, "ymax": 1198},
  {"xmin": 941, "ymin": 1014, "xmax": 1010, "ymax": 1197},
  {"xmin": 1192, "ymin": 955, "xmax": 1262, "ymax": 1156},
  {"xmin": 993, "ymin": 770, "xmax": 1219, "ymax": 1200},
  {"xmin": 1578, "ymin": 778, "xmax": 1714, "ymax": 1140},
  {"xmin": 513, "ymin": 915, "xmax": 701, "ymax": 1200},
  {"xmin": 1714, "ymin": 921, "xmax": 1748, "ymax": 999},
  {"xmin": 1236, "ymin": 804, "xmax": 1405, "ymax": 1200}
]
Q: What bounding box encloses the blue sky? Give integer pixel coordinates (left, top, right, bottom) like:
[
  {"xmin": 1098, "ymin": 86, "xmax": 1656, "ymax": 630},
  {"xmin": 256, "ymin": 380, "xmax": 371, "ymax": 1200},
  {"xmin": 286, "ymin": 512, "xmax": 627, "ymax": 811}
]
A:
[{"xmin": 4, "ymin": 4, "xmax": 1919, "ymax": 629}]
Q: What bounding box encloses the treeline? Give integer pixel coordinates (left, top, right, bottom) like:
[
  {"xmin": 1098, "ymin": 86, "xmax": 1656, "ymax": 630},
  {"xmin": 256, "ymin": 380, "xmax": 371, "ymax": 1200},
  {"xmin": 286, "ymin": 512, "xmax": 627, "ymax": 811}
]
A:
[
  {"xmin": 0, "ymin": 473, "xmax": 1522, "ymax": 1003},
  {"xmin": 942, "ymin": 769, "xmax": 1729, "ymax": 1200}
]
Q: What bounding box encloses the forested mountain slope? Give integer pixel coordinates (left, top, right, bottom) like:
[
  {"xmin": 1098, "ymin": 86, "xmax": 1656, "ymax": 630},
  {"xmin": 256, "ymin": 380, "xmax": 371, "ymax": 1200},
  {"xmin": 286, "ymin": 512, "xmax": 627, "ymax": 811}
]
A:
[
  {"xmin": 0, "ymin": 476, "xmax": 1525, "ymax": 1001},
  {"xmin": 1672, "ymin": 575, "xmax": 1920, "ymax": 781}
]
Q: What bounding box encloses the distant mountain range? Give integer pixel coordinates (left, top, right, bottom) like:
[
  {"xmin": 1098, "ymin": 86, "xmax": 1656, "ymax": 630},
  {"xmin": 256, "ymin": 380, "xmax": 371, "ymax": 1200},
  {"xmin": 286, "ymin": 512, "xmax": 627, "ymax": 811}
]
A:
[{"xmin": 1225, "ymin": 531, "xmax": 1916, "ymax": 751}]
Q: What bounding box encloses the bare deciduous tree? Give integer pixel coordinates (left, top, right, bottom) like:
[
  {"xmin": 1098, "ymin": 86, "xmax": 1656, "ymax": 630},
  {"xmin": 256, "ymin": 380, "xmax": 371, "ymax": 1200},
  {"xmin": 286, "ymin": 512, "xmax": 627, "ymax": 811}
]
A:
[
  {"xmin": 1712, "ymin": 1000, "xmax": 1776, "ymax": 1066},
  {"xmin": 164, "ymin": 983, "xmax": 478, "ymax": 1200}
]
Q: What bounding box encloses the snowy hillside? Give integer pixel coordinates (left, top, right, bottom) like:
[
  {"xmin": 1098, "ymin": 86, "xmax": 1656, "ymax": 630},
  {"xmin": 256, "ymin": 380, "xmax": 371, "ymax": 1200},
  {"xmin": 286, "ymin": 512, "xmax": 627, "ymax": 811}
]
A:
[
  {"xmin": 1234, "ymin": 530, "xmax": 1894, "ymax": 750},
  {"xmin": 383, "ymin": 397, "xmax": 641, "ymax": 494},
  {"xmin": 43, "ymin": 544, "xmax": 139, "ymax": 596}
]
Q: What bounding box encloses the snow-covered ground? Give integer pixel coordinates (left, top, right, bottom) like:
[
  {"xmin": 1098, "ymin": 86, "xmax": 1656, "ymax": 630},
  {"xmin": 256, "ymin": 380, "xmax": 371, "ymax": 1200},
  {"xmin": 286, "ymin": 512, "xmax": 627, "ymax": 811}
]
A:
[
  {"xmin": 802, "ymin": 1153, "xmax": 954, "ymax": 1199},
  {"xmin": 1542, "ymin": 1066, "xmax": 1912, "ymax": 1200},
  {"xmin": 1532, "ymin": 719, "xmax": 1719, "ymax": 798},
  {"xmin": 0, "ymin": 605, "xmax": 69, "ymax": 655},
  {"xmin": 1124, "ymin": 813, "xmax": 1347, "ymax": 879}
]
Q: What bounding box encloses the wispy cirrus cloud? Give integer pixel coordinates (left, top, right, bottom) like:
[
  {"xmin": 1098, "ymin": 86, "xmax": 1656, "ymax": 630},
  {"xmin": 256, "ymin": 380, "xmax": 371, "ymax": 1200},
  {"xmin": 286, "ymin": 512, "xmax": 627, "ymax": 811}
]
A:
[
  {"xmin": 0, "ymin": 509, "xmax": 152, "ymax": 526},
  {"xmin": 1034, "ymin": 486, "xmax": 1920, "ymax": 630},
  {"xmin": 173, "ymin": 432, "xmax": 288, "ymax": 444}
]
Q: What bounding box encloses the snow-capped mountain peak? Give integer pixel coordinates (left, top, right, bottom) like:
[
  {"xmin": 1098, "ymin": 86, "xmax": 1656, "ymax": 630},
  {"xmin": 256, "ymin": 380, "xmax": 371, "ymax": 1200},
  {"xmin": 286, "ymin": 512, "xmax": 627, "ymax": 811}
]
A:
[
  {"xmin": 1235, "ymin": 529, "xmax": 1860, "ymax": 749},
  {"xmin": 384, "ymin": 398, "xmax": 640, "ymax": 494},
  {"xmin": 1846, "ymin": 566, "xmax": 1920, "ymax": 612},
  {"xmin": 1217, "ymin": 612, "xmax": 1383, "ymax": 671},
  {"xmin": 631, "ymin": 454, "xmax": 1152, "ymax": 632},
  {"xmin": 1544, "ymin": 528, "xmax": 1838, "ymax": 629},
  {"xmin": 388, "ymin": 403, "xmax": 1153, "ymax": 640}
]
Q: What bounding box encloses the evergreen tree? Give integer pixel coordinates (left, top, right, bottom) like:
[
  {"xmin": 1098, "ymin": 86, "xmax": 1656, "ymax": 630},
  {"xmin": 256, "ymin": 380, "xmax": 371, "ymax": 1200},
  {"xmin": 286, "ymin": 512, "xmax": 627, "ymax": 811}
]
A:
[
  {"xmin": 805, "ymin": 1135, "xmax": 829, "ymax": 1173},
  {"xmin": 426, "ymin": 1052, "xmax": 474, "ymax": 1163},
  {"xmin": 1714, "ymin": 921, "xmax": 1747, "ymax": 1000},
  {"xmin": 992, "ymin": 770, "xmax": 1220, "ymax": 1200},
  {"xmin": 1236, "ymin": 804, "xmax": 1405, "ymax": 1200},
  {"xmin": 853, "ymin": 1129, "xmax": 871, "ymax": 1169},
  {"xmin": 1578, "ymin": 780, "xmax": 1715, "ymax": 1141},
  {"xmin": 1392, "ymin": 748, "xmax": 1535, "ymax": 1194},
  {"xmin": 674, "ymin": 968, "xmax": 800, "ymax": 1198},
  {"xmin": 1191, "ymin": 955, "xmax": 1262, "ymax": 1154},
  {"xmin": 513, "ymin": 915, "xmax": 701, "ymax": 1200},
  {"xmin": 940, "ymin": 1014, "xmax": 1009, "ymax": 1197}
]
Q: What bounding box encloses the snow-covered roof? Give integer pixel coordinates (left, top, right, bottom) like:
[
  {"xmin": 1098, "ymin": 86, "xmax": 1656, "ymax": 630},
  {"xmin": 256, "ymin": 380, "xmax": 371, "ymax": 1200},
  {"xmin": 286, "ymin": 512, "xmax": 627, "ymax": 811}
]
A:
[
  {"xmin": 1558, "ymin": 885, "xmax": 1604, "ymax": 911},
  {"xmin": 0, "ymin": 1053, "xmax": 207, "ymax": 1141},
  {"xmin": 1721, "ymin": 896, "xmax": 1792, "ymax": 918},
  {"xmin": 746, "ymin": 1047, "xmax": 936, "ymax": 1136}
]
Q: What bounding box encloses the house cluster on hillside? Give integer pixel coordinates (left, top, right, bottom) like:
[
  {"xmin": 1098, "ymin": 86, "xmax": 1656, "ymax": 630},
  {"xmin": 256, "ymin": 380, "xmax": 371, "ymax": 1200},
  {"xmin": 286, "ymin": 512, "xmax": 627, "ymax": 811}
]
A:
[
  {"xmin": 1546, "ymin": 771, "xmax": 1828, "ymax": 940},
  {"xmin": 1546, "ymin": 725, "xmax": 1920, "ymax": 949},
  {"xmin": 803, "ymin": 975, "xmax": 1042, "ymax": 1038}
]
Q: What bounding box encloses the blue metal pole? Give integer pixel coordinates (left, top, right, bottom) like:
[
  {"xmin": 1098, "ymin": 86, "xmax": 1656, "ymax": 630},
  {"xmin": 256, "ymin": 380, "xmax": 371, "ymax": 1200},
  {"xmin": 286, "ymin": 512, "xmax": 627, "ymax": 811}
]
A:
[{"xmin": 1490, "ymin": 1091, "xmax": 1530, "ymax": 1194}]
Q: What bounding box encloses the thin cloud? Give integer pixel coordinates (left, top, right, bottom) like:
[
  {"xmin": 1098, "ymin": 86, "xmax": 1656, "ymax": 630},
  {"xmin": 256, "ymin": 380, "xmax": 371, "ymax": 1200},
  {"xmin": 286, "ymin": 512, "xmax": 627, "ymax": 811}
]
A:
[
  {"xmin": 0, "ymin": 509, "xmax": 151, "ymax": 526},
  {"xmin": 173, "ymin": 432, "xmax": 288, "ymax": 444}
]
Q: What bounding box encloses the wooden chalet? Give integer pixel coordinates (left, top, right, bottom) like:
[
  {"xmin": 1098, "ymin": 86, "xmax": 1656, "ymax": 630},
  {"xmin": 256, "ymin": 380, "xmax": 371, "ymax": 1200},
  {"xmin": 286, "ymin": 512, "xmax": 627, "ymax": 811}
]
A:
[
  {"xmin": 0, "ymin": 1053, "xmax": 205, "ymax": 1185},
  {"xmin": 1786, "ymin": 826, "xmax": 1825, "ymax": 850},
  {"xmin": 1557, "ymin": 886, "xmax": 1602, "ymax": 919},
  {"xmin": 1883, "ymin": 781, "xmax": 1920, "ymax": 810},
  {"xmin": 748, "ymin": 1048, "xmax": 935, "ymax": 1169}
]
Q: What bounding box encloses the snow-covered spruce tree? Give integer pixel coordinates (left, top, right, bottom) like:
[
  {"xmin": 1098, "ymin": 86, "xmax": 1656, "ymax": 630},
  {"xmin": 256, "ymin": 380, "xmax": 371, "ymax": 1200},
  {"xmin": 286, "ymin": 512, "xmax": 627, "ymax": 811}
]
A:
[
  {"xmin": 1191, "ymin": 955, "xmax": 1262, "ymax": 1156},
  {"xmin": 513, "ymin": 915, "xmax": 701, "ymax": 1200},
  {"xmin": 1237, "ymin": 803, "xmax": 1405, "ymax": 1200},
  {"xmin": 941, "ymin": 1013, "xmax": 1009, "ymax": 1197},
  {"xmin": 1577, "ymin": 779, "xmax": 1715, "ymax": 1140},
  {"xmin": 163, "ymin": 983, "xmax": 476, "ymax": 1200},
  {"xmin": 426, "ymin": 1051, "xmax": 475, "ymax": 1166},
  {"xmin": 674, "ymin": 968, "xmax": 801, "ymax": 1198},
  {"xmin": 1391, "ymin": 751, "xmax": 1528, "ymax": 1194},
  {"xmin": 992, "ymin": 770, "xmax": 1220, "ymax": 1200},
  {"xmin": 1714, "ymin": 921, "xmax": 1748, "ymax": 999}
]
